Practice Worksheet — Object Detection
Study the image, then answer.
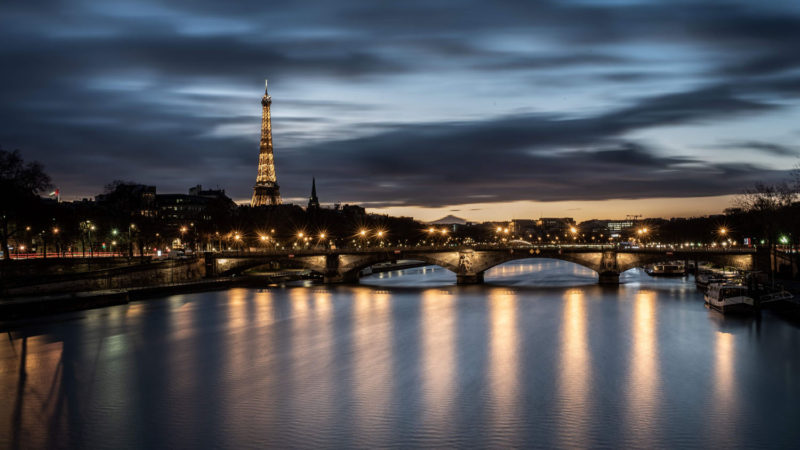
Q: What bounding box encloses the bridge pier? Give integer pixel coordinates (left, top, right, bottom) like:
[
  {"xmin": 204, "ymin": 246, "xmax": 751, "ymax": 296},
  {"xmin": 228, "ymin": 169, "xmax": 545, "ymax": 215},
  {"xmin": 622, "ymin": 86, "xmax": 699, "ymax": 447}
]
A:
[
  {"xmin": 457, "ymin": 272, "xmax": 484, "ymax": 285},
  {"xmin": 598, "ymin": 271, "xmax": 620, "ymax": 285},
  {"xmin": 323, "ymin": 270, "xmax": 359, "ymax": 284}
]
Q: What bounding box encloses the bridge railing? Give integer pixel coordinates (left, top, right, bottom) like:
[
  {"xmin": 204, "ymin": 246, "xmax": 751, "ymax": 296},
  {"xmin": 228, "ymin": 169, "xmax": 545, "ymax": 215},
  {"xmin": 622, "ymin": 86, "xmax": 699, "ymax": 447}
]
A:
[{"xmin": 210, "ymin": 244, "xmax": 755, "ymax": 258}]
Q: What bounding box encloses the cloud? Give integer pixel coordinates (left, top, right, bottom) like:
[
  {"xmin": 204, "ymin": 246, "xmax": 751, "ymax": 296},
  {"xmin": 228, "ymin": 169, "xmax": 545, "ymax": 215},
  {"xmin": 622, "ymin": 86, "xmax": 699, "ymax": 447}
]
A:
[
  {"xmin": 709, "ymin": 141, "xmax": 800, "ymax": 157},
  {"xmin": 1, "ymin": 0, "xmax": 800, "ymax": 209}
]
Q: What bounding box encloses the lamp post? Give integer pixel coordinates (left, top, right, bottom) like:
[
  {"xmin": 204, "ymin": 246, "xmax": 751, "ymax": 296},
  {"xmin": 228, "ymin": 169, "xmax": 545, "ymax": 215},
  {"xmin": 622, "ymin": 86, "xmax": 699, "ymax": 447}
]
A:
[
  {"xmin": 52, "ymin": 227, "xmax": 60, "ymax": 257},
  {"xmin": 180, "ymin": 226, "xmax": 188, "ymax": 251},
  {"xmin": 128, "ymin": 224, "xmax": 136, "ymax": 258}
]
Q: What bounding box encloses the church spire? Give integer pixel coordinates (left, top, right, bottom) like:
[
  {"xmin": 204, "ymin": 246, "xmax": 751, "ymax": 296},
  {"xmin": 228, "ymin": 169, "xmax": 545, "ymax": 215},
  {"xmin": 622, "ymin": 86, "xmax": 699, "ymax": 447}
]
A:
[{"xmin": 308, "ymin": 177, "xmax": 320, "ymax": 210}]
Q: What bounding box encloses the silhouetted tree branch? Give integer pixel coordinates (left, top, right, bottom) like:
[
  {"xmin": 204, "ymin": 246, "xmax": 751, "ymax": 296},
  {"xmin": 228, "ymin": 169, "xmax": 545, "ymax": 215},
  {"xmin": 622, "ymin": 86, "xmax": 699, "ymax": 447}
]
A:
[{"xmin": 0, "ymin": 147, "xmax": 52, "ymax": 259}]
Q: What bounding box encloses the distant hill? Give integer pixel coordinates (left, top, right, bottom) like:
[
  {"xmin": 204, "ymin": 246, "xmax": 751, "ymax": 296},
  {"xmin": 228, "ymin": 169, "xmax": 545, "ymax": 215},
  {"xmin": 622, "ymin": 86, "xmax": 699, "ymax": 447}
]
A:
[{"xmin": 428, "ymin": 215, "xmax": 468, "ymax": 225}]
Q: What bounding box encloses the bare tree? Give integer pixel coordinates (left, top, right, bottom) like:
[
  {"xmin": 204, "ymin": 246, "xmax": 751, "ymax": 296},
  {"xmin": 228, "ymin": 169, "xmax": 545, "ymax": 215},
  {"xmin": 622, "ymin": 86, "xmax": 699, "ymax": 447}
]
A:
[
  {"xmin": 737, "ymin": 182, "xmax": 797, "ymax": 281},
  {"xmin": 0, "ymin": 147, "xmax": 52, "ymax": 260}
]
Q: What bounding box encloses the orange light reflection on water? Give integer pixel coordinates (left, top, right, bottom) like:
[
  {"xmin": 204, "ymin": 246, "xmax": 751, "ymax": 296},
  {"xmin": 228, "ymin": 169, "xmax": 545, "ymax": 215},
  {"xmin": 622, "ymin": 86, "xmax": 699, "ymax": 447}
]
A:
[
  {"xmin": 627, "ymin": 290, "xmax": 660, "ymax": 444},
  {"xmin": 488, "ymin": 288, "xmax": 520, "ymax": 442},
  {"xmin": 421, "ymin": 288, "xmax": 456, "ymax": 434},
  {"xmin": 557, "ymin": 289, "xmax": 592, "ymax": 448},
  {"xmin": 352, "ymin": 288, "xmax": 393, "ymax": 440}
]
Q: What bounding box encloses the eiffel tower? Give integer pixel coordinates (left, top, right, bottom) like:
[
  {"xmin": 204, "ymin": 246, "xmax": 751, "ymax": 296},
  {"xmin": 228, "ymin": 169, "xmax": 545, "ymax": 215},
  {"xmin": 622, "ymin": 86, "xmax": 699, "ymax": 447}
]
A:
[{"xmin": 251, "ymin": 80, "xmax": 282, "ymax": 206}]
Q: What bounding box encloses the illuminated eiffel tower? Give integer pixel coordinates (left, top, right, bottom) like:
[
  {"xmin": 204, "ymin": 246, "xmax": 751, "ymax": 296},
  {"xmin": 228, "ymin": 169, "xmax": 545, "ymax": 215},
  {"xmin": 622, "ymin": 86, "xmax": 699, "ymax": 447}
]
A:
[{"xmin": 251, "ymin": 79, "xmax": 282, "ymax": 206}]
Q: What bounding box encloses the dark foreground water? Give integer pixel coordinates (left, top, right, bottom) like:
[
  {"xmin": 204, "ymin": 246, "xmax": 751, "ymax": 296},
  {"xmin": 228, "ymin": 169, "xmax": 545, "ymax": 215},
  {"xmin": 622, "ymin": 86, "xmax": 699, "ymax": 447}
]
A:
[{"xmin": 2, "ymin": 260, "xmax": 800, "ymax": 449}]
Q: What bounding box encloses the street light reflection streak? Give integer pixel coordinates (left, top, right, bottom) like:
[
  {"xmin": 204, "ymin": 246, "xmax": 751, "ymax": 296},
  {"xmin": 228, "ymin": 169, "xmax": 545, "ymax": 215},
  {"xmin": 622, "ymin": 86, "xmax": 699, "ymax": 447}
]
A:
[
  {"xmin": 557, "ymin": 289, "xmax": 592, "ymax": 448},
  {"xmin": 711, "ymin": 331, "xmax": 738, "ymax": 447},
  {"xmin": 488, "ymin": 289, "xmax": 520, "ymax": 445},
  {"xmin": 306, "ymin": 289, "xmax": 335, "ymax": 438},
  {"xmin": 253, "ymin": 289, "xmax": 274, "ymax": 327},
  {"xmin": 421, "ymin": 288, "xmax": 456, "ymax": 437},
  {"xmin": 627, "ymin": 290, "xmax": 661, "ymax": 444},
  {"xmin": 352, "ymin": 288, "xmax": 393, "ymax": 443}
]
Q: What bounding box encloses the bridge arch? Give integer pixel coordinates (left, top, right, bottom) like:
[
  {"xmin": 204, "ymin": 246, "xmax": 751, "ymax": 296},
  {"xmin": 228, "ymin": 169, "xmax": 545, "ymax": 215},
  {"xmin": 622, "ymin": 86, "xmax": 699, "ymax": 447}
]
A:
[
  {"xmin": 212, "ymin": 254, "xmax": 328, "ymax": 276},
  {"xmin": 338, "ymin": 251, "xmax": 462, "ymax": 280},
  {"xmin": 470, "ymin": 253, "xmax": 603, "ymax": 277},
  {"xmin": 615, "ymin": 252, "xmax": 753, "ymax": 273}
]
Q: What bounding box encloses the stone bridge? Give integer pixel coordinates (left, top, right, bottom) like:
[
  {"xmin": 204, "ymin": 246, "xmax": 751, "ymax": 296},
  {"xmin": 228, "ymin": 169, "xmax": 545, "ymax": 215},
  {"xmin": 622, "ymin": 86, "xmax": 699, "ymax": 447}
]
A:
[{"xmin": 206, "ymin": 245, "xmax": 759, "ymax": 285}]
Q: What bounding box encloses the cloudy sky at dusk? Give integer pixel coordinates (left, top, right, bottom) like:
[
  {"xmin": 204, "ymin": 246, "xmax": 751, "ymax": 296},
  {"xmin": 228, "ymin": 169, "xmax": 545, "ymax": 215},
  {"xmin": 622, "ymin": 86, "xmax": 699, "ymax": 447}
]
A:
[{"xmin": 2, "ymin": 0, "xmax": 799, "ymax": 221}]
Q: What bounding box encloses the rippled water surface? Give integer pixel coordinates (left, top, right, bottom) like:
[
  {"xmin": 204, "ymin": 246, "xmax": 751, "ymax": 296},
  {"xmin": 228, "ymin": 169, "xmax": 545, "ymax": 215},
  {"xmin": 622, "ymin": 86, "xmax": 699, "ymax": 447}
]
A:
[{"xmin": 2, "ymin": 259, "xmax": 800, "ymax": 448}]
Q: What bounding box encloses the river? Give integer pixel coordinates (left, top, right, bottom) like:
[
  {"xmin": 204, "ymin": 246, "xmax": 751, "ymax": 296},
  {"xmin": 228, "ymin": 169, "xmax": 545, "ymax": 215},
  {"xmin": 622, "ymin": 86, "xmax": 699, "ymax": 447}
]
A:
[{"xmin": 1, "ymin": 259, "xmax": 799, "ymax": 448}]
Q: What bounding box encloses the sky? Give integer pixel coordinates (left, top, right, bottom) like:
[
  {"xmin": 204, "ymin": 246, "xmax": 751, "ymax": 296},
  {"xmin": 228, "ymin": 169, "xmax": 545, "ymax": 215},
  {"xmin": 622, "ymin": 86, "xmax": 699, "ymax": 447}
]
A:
[{"xmin": 2, "ymin": 0, "xmax": 799, "ymax": 222}]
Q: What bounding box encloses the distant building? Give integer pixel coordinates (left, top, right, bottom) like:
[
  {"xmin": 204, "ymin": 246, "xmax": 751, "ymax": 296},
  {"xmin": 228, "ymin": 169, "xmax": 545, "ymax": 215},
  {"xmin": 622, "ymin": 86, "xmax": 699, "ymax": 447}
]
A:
[
  {"xmin": 510, "ymin": 219, "xmax": 538, "ymax": 237},
  {"xmin": 537, "ymin": 217, "xmax": 575, "ymax": 235},
  {"xmin": 95, "ymin": 183, "xmax": 157, "ymax": 217},
  {"xmin": 577, "ymin": 219, "xmax": 634, "ymax": 235},
  {"xmin": 157, "ymin": 185, "xmax": 235, "ymax": 225},
  {"xmin": 607, "ymin": 220, "xmax": 634, "ymax": 232}
]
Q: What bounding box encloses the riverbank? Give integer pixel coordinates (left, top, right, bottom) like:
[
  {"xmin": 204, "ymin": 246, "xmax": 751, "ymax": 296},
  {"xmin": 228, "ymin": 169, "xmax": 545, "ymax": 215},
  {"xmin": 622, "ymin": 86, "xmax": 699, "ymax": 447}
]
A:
[
  {"xmin": 0, "ymin": 278, "xmax": 243, "ymax": 323},
  {"xmin": 0, "ymin": 261, "xmax": 426, "ymax": 322}
]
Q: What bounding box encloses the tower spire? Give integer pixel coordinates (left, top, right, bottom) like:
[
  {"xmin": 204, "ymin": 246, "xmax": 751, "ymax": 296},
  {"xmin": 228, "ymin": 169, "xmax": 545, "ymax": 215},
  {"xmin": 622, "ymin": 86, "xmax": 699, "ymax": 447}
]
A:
[
  {"xmin": 251, "ymin": 79, "xmax": 282, "ymax": 206},
  {"xmin": 308, "ymin": 177, "xmax": 320, "ymax": 210}
]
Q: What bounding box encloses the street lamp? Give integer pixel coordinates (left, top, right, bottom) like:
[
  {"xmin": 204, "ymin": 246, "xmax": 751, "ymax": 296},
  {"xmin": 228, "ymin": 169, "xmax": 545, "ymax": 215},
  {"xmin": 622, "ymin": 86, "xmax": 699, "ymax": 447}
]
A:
[
  {"xmin": 233, "ymin": 233, "xmax": 241, "ymax": 253},
  {"xmin": 358, "ymin": 229, "xmax": 368, "ymax": 248},
  {"xmin": 128, "ymin": 224, "xmax": 136, "ymax": 258}
]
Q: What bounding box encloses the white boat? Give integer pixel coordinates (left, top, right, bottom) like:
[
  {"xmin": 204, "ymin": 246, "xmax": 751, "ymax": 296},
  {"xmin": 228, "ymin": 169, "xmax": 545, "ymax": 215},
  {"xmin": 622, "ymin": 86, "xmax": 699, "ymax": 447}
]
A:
[
  {"xmin": 704, "ymin": 283, "xmax": 755, "ymax": 314},
  {"xmin": 695, "ymin": 271, "xmax": 741, "ymax": 290}
]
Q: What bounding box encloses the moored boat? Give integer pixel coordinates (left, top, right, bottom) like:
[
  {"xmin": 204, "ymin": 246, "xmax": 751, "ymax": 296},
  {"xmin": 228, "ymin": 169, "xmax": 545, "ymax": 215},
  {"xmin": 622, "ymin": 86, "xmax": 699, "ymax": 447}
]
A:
[
  {"xmin": 704, "ymin": 283, "xmax": 755, "ymax": 314},
  {"xmin": 646, "ymin": 263, "xmax": 685, "ymax": 277}
]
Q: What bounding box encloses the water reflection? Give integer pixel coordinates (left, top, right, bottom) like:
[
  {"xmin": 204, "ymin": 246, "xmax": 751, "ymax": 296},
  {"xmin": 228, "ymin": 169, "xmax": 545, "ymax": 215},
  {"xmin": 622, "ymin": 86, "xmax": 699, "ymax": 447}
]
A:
[
  {"xmin": 421, "ymin": 288, "xmax": 456, "ymax": 436},
  {"xmin": 711, "ymin": 331, "xmax": 738, "ymax": 446},
  {"xmin": 557, "ymin": 289, "xmax": 592, "ymax": 447},
  {"xmin": 1, "ymin": 261, "xmax": 799, "ymax": 448},
  {"xmin": 627, "ymin": 290, "xmax": 661, "ymax": 444},
  {"xmin": 487, "ymin": 289, "xmax": 520, "ymax": 445},
  {"xmin": 352, "ymin": 288, "xmax": 393, "ymax": 442}
]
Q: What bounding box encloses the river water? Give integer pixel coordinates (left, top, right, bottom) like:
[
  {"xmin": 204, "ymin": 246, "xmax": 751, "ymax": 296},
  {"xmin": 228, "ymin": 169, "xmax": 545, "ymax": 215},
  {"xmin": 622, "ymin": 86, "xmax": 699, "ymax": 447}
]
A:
[{"xmin": 2, "ymin": 259, "xmax": 799, "ymax": 449}]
